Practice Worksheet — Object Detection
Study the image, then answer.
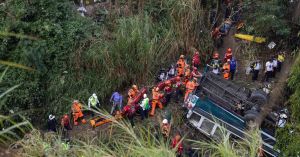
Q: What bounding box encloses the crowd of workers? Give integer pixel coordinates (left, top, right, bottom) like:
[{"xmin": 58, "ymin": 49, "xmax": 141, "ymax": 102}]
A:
[
  {"xmin": 45, "ymin": 56, "xmax": 286, "ymax": 156},
  {"xmin": 45, "ymin": 1, "xmax": 288, "ymax": 156},
  {"xmin": 45, "ymin": 38, "xmax": 287, "ymax": 157}
]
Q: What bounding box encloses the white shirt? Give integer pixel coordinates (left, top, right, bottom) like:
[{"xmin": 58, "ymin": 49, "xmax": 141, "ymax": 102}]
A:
[
  {"xmin": 272, "ymin": 59, "xmax": 278, "ymax": 68},
  {"xmin": 254, "ymin": 62, "xmax": 261, "ymax": 70},
  {"xmin": 169, "ymin": 67, "xmax": 175, "ymax": 75},
  {"xmin": 212, "ymin": 68, "xmax": 219, "ymax": 74},
  {"xmin": 266, "ymin": 61, "xmax": 273, "ymax": 72},
  {"xmin": 278, "ymin": 118, "xmax": 286, "ymax": 128}
]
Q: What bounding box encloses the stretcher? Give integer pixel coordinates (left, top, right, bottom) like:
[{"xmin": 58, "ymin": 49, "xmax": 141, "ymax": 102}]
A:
[
  {"xmin": 90, "ymin": 113, "xmax": 123, "ymax": 128},
  {"xmin": 234, "ymin": 33, "xmax": 266, "ymax": 43},
  {"xmin": 156, "ymin": 77, "xmax": 178, "ymax": 90},
  {"xmin": 90, "ymin": 87, "xmax": 148, "ymax": 128}
]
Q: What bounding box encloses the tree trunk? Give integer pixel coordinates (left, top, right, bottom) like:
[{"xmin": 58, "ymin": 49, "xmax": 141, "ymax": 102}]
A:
[
  {"xmin": 138, "ymin": 0, "xmax": 144, "ymax": 14},
  {"xmin": 128, "ymin": 0, "xmax": 132, "ymax": 15}
]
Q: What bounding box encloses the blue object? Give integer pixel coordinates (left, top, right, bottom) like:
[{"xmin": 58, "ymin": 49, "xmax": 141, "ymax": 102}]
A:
[
  {"xmin": 110, "ymin": 92, "xmax": 123, "ymax": 104},
  {"xmin": 230, "ymin": 59, "xmax": 237, "ymax": 71},
  {"xmin": 195, "ymin": 97, "xmax": 246, "ymax": 130}
]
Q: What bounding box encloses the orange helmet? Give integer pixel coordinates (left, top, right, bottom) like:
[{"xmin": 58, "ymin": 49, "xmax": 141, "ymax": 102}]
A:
[
  {"xmin": 227, "ymin": 48, "xmax": 232, "ymax": 53},
  {"xmin": 213, "ymin": 52, "xmax": 219, "ymax": 59},
  {"xmin": 155, "ymin": 87, "xmax": 159, "ymax": 92},
  {"xmin": 180, "ymin": 55, "xmax": 185, "ymax": 59},
  {"xmin": 175, "ymin": 76, "xmax": 181, "ymax": 81},
  {"xmin": 132, "ymin": 85, "xmax": 138, "ymax": 90}
]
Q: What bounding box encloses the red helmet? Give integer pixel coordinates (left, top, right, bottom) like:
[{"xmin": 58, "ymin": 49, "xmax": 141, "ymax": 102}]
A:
[
  {"xmin": 193, "ymin": 67, "xmax": 197, "ymax": 71},
  {"xmin": 227, "ymin": 48, "xmax": 232, "ymax": 53},
  {"xmin": 194, "ymin": 51, "xmax": 199, "ymax": 55},
  {"xmin": 63, "ymin": 114, "xmax": 69, "ymax": 119},
  {"xmin": 165, "ymin": 80, "xmax": 171, "ymax": 85},
  {"xmin": 213, "ymin": 52, "xmax": 219, "ymax": 59},
  {"xmin": 175, "ymin": 76, "xmax": 181, "ymax": 81}
]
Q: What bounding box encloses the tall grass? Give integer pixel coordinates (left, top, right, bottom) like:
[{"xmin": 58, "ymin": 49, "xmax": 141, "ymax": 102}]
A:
[
  {"xmin": 12, "ymin": 113, "xmax": 263, "ymax": 157},
  {"xmin": 45, "ymin": 14, "xmax": 180, "ymax": 114},
  {"xmin": 14, "ymin": 116, "xmax": 176, "ymax": 157},
  {"xmin": 0, "ymin": 67, "xmax": 32, "ymax": 146},
  {"xmin": 190, "ymin": 128, "xmax": 262, "ymax": 157}
]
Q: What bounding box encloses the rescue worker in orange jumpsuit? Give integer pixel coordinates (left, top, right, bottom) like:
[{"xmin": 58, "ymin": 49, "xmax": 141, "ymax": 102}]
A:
[
  {"xmin": 184, "ymin": 65, "xmax": 191, "ymax": 85},
  {"xmin": 222, "ymin": 59, "xmax": 231, "ymax": 80},
  {"xmin": 184, "ymin": 78, "xmax": 199, "ymax": 102},
  {"xmin": 150, "ymin": 87, "xmax": 164, "ymax": 116},
  {"xmin": 224, "ymin": 48, "xmax": 233, "ymax": 62},
  {"xmin": 71, "ymin": 100, "xmax": 86, "ymax": 126},
  {"xmin": 128, "ymin": 85, "xmax": 139, "ymax": 100},
  {"xmin": 176, "ymin": 55, "xmax": 186, "ymax": 77}
]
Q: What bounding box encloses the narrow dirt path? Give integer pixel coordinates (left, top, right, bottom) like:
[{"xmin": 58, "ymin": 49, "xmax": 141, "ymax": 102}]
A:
[
  {"xmin": 217, "ymin": 29, "xmax": 237, "ymax": 58},
  {"xmin": 216, "ymin": 26, "xmax": 295, "ymax": 126}
]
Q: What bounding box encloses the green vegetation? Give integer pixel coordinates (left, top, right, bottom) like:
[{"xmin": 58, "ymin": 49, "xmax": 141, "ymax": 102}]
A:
[
  {"xmin": 0, "ymin": 69, "xmax": 32, "ymax": 145},
  {"xmin": 1, "ymin": 0, "xmax": 300, "ymax": 156},
  {"xmin": 14, "ymin": 119, "xmax": 176, "ymax": 157},
  {"xmin": 191, "ymin": 129, "xmax": 262, "ymax": 157},
  {"xmin": 243, "ymin": 0, "xmax": 290, "ymax": 37},
  {"xmin": 275, "ymin": 52, "xmax": 300, "ymax": 156},
  {"xmin": 0, "ymin": 0, "xmax": 213, "ymax": 124}
]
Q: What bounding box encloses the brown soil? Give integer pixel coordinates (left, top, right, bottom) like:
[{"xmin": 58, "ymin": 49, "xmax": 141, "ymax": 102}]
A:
[{"xmin": 0, "ymin": 147, "xmax": 14, "ymax": 157}]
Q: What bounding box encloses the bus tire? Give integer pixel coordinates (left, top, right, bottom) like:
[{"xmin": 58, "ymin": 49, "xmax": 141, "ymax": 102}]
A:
[{"xmin": 249, "ymin": 90, "xmax": 267, "ymax": 106}]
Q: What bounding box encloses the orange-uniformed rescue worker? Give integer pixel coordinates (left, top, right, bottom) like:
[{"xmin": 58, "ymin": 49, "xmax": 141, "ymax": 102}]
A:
[
  {"xmin": 184, "ymin": 65, "xmax": 191, "ymax": 84},
  {"xmin": 222, "ymin": 59, "xmax": 231, "ymax": 80},
  {"xmin": 184, "ymin": 78, "xmax": 199, "ymax": 101},
  {"xmin": 176, "ymin": 55, "xmax": 186, "ymax": 77},
  {"xmin": 71, "ymin": 100, "xmax": 86, "ymax": 126},
  {"xmin": 150, "ymin": 87, "xmax": 164, "ymax": 116},
  {"xmin": 128, "ymin": 85, "xmax": 139, "ymax": 100},
  {"xmin": 224, "ymin": 48, "xmax": 233, "ymax": 62}
]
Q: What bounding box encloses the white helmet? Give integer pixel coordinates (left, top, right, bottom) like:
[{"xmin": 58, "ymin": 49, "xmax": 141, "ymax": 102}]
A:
[
  {"xmin": 143, "ymin": 94, "xmax": 147, "ymax": 98},
  {"xmin": 92, "ymin": 93, "xmax": 97, "ymax": 97},
  {"xmin": 280, "ymin": 113, "xmax": 287, "ymax": 119},
  {"xmin": 162, "ymin": 119, "xmax": 168, "ymax": 124},
  {"xmin": 49, "ymin": 114, "xmax": 55, "ymax": 120}
]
